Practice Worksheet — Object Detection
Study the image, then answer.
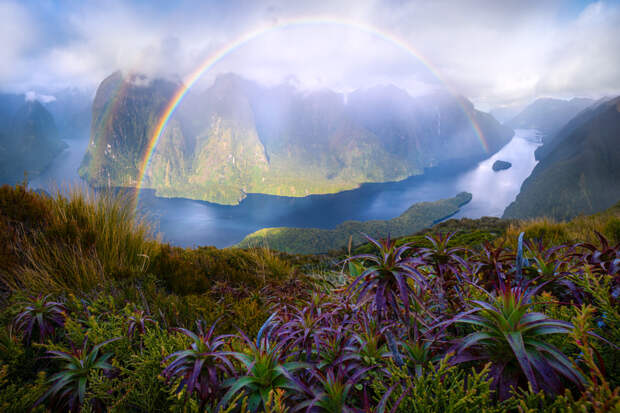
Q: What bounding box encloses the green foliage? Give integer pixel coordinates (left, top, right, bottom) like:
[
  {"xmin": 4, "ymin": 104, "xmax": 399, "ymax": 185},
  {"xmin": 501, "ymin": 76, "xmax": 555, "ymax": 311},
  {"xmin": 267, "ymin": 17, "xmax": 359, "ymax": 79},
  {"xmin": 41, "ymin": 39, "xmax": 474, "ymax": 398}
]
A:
[
  {"xmin": 373, "ymin": 357, "xmax": 502, "ymax": 413},
  {"xmin": 0, "ymin": 184, "xmax": 619, "ymax": 412},
  {"xmin": 452, "ymin": 282, "xmax": 584, "ymax": 399},
  {"xmin": 36, "ymin": 337, "xmax": 121, "ymax": 412},
  {"xmin": 603, "ymin": 217, "xmax": 620, "ymax": 244}
]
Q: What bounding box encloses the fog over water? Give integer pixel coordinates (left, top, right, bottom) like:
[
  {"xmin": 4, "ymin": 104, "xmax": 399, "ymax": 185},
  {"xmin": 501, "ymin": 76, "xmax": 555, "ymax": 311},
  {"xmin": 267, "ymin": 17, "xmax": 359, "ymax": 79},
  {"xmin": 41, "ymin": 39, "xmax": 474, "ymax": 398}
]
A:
[{"xmin": 31, "ymin": 129, "xmax": 541, "ymax": 248}]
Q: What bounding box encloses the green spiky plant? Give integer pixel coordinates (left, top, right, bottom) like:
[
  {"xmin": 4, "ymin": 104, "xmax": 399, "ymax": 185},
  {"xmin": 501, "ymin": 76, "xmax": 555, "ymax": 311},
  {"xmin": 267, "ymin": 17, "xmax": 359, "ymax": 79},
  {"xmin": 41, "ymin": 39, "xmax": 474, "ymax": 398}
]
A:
[
  {"xmin": 451, "ymin": 277, "xmax": 584, "ymax": 399},
  {"xmin": 34, "ymin": 337, "xmax": 121, "ymax": 413},
  {"xmin": 219, "ymin": 316, "xmax": 307, "ymax": 412}
]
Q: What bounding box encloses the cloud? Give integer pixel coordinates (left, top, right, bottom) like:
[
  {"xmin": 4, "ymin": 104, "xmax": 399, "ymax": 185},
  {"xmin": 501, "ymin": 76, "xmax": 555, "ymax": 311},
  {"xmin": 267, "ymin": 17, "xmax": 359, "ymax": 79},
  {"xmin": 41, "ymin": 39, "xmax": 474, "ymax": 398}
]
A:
[
  {"xmin": 0, "ymin": 0, "xmax": 619, "ymax": 109},
  {"xmin": 25, "ymin": 91, "xmax": 56, "ymax": 103}
]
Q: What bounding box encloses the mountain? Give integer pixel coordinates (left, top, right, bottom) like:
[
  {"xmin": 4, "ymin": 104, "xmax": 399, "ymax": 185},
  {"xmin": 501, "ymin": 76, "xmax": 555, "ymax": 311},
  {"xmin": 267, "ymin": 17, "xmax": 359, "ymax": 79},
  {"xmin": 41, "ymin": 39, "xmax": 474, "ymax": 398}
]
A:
[
  {"xmin": 81, "ymin": 72, "xmax": 513, "ymax": 204},
  {"xmin": 503, "ymin": 96, "xmax": 620, "ymax": 220},
  {"xmin": 43, "ymin": 88, "xmax": 92, "ymax": 139},
  {"xmin": 507, "ymin": 97, "xmax": 595, "ymax": 139},
  {"xmin": 236, "ymin": 192, "xmax": 472, "ymax": 254},
  {"xmin": 0, "ymin": 95, "xmax": 67, "ymax": 184},
  {"xmin": 490, "ymin": 105, "xmax": 523, "ymax": 124}
]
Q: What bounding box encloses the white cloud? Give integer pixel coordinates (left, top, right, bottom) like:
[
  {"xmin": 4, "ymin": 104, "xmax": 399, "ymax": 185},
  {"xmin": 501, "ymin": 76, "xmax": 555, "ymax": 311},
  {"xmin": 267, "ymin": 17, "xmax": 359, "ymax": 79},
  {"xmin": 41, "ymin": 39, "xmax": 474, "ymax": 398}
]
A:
[
  {"xmin": 0, "ymin": 0, "xmax": 619, "ymax": 109},
  {"xmin": 25, "ymin": 91, "xmax": 56, "ymax": 103}
]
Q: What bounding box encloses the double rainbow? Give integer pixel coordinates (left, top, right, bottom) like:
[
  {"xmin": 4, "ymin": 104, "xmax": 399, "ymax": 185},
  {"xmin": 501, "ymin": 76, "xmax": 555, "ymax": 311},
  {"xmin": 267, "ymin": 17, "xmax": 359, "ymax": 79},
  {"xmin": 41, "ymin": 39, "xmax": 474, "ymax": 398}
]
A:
[{"xmin": 134, "ymin": 17, "xmax": 489, "ymax": 205}]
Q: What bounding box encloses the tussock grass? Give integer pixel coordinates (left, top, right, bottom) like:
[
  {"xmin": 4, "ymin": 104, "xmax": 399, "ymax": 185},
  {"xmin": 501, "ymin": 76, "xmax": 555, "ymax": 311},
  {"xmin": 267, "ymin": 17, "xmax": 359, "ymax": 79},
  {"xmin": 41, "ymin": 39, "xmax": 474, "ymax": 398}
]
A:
[
  {"xmin": 244, "ymin": 246, "xmax": 294, "ymax": 283},
  {"xmin": 1, "ymin": 185, "xmax": 158, "ymax": 294},
  {"xmin": 499, "ymin": 201, "xmax": 620, "ymax": 248}
]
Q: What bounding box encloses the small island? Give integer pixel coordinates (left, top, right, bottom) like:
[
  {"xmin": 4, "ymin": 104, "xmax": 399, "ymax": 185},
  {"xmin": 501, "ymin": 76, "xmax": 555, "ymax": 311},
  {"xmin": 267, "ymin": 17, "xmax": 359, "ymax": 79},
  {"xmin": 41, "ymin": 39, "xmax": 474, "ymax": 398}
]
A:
[{"xmin": 492, "ymin": 160, "xmax": 512, "ymax": 171}]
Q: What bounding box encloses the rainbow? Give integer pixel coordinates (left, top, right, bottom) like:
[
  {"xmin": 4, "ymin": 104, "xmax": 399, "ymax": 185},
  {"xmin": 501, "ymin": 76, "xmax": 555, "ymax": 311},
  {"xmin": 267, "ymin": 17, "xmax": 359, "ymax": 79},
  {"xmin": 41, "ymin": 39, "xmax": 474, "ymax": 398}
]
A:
[{"xmin": 135, "ymin": 16, "xmax": 489, "ymax": 204}]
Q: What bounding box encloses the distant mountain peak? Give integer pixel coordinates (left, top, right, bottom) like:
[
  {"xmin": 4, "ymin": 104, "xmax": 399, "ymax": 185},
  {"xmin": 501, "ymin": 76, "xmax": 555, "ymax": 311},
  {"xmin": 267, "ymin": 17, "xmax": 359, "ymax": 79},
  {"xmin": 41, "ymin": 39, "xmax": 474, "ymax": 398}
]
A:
[{"xmin": 81, "ymin": 71, "xmax": 513, "ymax": 204}]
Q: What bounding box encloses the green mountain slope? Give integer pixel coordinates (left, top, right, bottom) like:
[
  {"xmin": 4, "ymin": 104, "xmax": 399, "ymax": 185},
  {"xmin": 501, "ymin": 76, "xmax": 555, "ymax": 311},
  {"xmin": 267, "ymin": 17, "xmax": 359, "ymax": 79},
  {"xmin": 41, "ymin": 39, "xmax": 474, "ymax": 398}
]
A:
[
  {"xmin": 80, "ymin": 73, "xmax": 513, "ymax": 204},
  {"xmin": 503, "ymin": 96, "xmax": 620, "ymax": 220},
  {"xmin": 236, "ymin": 192, "xmax": 472, "ymax": 254}
]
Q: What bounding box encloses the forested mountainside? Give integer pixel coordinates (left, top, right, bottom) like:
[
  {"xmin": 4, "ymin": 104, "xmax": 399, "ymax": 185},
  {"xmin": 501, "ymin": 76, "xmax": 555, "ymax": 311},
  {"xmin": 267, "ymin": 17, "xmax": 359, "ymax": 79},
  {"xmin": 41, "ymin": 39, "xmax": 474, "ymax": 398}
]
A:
[
  {"xmin": 0, "ymin": 95, "xmax": 66, "ymax": 184},
  {"xmin": 504, "ymin": 96, "xmax": 620, "ymax": 221},
  {"xmin": 80, "ymin": 72, "xmax": 513, "ymax": 204}
]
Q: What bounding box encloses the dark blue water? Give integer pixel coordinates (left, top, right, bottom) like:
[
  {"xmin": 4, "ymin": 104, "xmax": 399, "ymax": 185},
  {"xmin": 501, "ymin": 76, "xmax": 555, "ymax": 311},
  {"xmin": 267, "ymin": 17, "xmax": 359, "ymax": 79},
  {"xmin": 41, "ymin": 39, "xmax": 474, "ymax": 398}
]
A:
[{"xmin": 30, "ymin": 130, "xmax": 541, "ymax": 248}]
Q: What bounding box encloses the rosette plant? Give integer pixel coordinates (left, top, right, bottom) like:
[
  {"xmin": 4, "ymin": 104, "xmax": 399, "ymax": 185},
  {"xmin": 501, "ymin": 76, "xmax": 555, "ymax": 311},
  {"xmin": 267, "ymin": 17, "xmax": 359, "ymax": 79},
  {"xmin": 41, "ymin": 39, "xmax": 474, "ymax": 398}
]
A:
[
  {"xmin": 418, "ymin": 232, "xmax": 470, "ymax": 310},
  {"xmin": 34, "ymin": 337, "xmax": 121, "ymax": 413},
  {"xmin": 418, "ymin": 232, "xmax": 469, "ymax": 278},
  {"xmin": 13, "ymin": 294, "xmax": 66, "ymax": 344},
  {"xmin": 315, "ymin": 319, "xmax": 358, "ymax": 371},
  {"xmin": 347, "ymin": 235, "xmax": 426, "ymax": 322},
  {"xmin": 524, "ymin": 240, "xmax": 573, "ymax": 279},
  {"xmin": 280, "ymin": 305, "xmax": 327, "ymax": 361},
  {"xmin": 161, "ymin": 320, "xmax": 234, "ymax": 408},
  {"xmin": 352, "ymin": 311, "xmax": 389, "ymax": 368},
  {"xmin": 473, "ymin": 241, "xmax": 514, "ymax": 288},
  {"xmin": 126, "ymin": 310, "xmax": 157, "ymax": 339},
  {"xmin": 398, "ymin": 321, "xmax": 447, "ymax": 377},
  {"xmin": 451, "ymin": 278, "xmax": 585, "ymax": 399},
  {"xmin": 289, "ymin": 364, "xmax": 373, "ymax": 413},
  {"xmin": 579, "ymin": 232, "xmax": 620, "ymax": 275},
  {"xmin": 219, "ymin": 315, "xmax": 307, "ymax": 412}
]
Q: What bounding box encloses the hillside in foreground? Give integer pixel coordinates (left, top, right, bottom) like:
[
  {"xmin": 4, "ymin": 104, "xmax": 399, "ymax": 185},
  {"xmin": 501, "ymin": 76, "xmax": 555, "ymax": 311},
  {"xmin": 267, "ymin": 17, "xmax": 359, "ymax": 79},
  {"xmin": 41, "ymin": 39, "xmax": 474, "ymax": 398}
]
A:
[{"xmin": 0, "ymin": 183, "xmax": 618, "ymax": 412}]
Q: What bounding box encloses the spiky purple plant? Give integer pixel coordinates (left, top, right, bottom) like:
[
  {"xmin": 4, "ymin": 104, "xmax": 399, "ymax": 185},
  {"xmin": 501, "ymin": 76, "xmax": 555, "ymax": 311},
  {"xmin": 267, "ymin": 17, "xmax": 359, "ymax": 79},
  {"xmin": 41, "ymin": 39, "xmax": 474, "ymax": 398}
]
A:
[
  {"xmin": 288, "ymin": 364, "xmax": 373, "ymax": 413},
  {"xmin": 279, "ymin": 305, "xmax": 328, "ymax": 361},
  {"xmin": 347, "ymin": 234, "xmax": 426, "ymax": 322},
  {"xmin": 13, "ymin": 295, "xmax": 66, "ymax": 344},
  {"xmin": 127, "ymin": 310, "xmax": 157, "ymax": 339},
  {"xmin": 450, "ymin": 278, "xmax": 585, "ymax": 399},
  {"xmin": 162, "ymin": 320, "xmax": 235, "ymax": 408},
  {"xmin": 418, "ymin": 232, "xmax": 471, "ymax": 311},
  {"xmin": 579, "ymin": 231, "xmax": 620, "ymax": 276}
]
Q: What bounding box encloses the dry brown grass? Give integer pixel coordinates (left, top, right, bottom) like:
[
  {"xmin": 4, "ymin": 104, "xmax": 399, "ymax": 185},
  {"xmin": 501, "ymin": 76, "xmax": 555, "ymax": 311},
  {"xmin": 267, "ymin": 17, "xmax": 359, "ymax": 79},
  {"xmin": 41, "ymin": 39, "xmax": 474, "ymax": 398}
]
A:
[{"xmin": 1, "ymin": 185, "xmax": 159, "ymax": 294}]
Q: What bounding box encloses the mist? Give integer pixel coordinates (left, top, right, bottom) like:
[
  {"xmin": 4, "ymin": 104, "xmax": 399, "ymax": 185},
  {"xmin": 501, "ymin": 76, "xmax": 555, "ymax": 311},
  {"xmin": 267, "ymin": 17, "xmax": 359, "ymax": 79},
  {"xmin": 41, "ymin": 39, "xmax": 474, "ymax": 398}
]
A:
[{"xmin": 1, "ymin": 0, "xmax": 619, "ymax": 110}]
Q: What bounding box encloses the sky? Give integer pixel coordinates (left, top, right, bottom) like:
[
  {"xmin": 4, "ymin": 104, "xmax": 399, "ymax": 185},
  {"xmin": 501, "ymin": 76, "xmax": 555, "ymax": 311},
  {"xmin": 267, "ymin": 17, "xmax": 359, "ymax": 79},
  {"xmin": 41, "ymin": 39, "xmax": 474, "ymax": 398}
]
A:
[{"xmin": 1, "ymin": 0, "xmax": 619, "ymax": 110}]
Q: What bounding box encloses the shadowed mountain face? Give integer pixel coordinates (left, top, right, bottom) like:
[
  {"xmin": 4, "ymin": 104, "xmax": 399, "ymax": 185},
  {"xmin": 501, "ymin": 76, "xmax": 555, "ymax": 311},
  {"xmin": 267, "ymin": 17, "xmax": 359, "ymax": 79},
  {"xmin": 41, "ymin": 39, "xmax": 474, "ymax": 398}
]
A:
[
  {"xmin": 0, "ymin": 95, "xmax": 66, "ymax": 184},
  {"xmin": 503, "ymin": 96, "xmax": 620, "ymax": 221},
  {"xmin": 80, "ymin": 72, "xmax": 513, "ymax": 204},
  {"xmin": 507, "ymin": 97, "xmax": 594, "ymax": 141},
  {"xmin": 43, "ymin": 89, "xmax": 92, "ymax": 139}
]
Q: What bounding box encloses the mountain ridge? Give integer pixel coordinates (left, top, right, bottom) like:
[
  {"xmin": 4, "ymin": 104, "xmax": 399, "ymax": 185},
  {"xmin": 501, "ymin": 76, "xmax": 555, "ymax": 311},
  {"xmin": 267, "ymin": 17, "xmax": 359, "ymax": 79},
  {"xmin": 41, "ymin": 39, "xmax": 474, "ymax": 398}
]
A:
[
  {"xmin": 503, "ymin": 96, "xmax": 620, "ymax": 220},
  {"xmin": 0, "ymin": 95, "xmax": 67, "ymax": 184},
  {"xmin": 80, "ymin": 72, "xmax": 513, "ymax": 204}
]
